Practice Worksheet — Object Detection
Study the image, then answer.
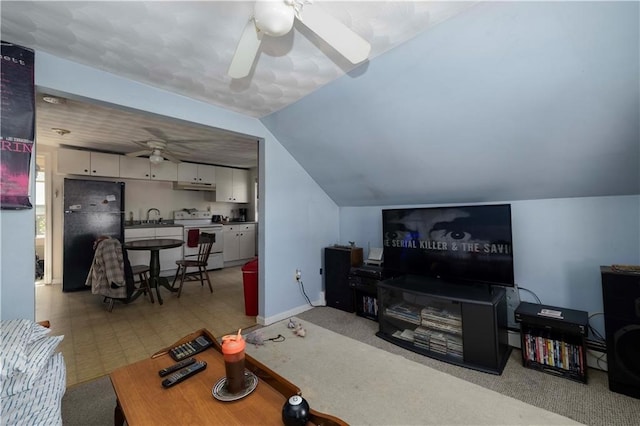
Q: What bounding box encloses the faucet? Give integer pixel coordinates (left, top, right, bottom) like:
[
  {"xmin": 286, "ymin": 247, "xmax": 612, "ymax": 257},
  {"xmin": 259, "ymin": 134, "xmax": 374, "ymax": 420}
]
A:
[{"xmin": 146, "ymin": 208, "xmax": 160, "ymax": 222}]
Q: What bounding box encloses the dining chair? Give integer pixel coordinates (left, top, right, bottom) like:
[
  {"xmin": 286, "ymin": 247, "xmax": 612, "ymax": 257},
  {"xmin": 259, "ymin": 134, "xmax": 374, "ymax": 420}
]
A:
[
  {"xmin": 171, "ymin": 233, "xmax": 215, "ymax": 298},
  {"xmin": 87, "ymin": 238, "xmax": 135, "ymax": 312},
  {"xmin": 131, "ymin": 264, "xmax": 154, "ymax": 304}
]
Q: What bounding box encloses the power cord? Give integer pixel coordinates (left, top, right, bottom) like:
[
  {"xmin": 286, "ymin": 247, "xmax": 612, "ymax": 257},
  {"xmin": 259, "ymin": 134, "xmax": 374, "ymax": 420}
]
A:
[
  {"xmin": 297, "ymin": 279, "xmax": 321, "ymax": 307},
  {"xmin": 517, "ymin": 286, "xmax": 542, "ymax": 304}
]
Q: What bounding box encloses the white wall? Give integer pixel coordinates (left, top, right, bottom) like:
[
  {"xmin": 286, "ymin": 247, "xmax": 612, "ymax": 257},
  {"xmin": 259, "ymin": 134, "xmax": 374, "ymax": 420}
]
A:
[
  {"xmin": 46, "ymin": 168, "xmax": 253, "ymax": 282},
  {"xmin": 1, "ymin": 52, "xmax": 339, "ymax": 322},
  {"xmin": 339, "ymin": 195, "xmax": 640, "ymax": 337}
]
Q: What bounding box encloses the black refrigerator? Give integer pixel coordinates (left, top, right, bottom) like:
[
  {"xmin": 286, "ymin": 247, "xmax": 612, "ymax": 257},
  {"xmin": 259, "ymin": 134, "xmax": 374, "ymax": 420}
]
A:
[{"xmin": 63, "ymin": 178, "xmax": 125, "ymax": 292}]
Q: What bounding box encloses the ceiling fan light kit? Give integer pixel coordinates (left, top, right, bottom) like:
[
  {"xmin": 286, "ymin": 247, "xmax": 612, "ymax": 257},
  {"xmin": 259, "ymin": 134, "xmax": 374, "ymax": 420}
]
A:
[
  {"xmin": 254, "ymin": 1, "xmax": 295, "ymax": 36},
  {"xmin": 228, "ymin": 0, "xmax": 371, "ymax": 79},
  {"xmin": 149, "ymin": 151, "xmax": 164, "ymax": 164}
]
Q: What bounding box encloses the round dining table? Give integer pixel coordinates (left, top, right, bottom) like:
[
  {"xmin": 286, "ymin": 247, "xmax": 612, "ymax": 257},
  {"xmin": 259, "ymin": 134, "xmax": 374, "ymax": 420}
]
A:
[{"xmin": 124, "ymin": 238, "xmax": 184, "ymax": 305}]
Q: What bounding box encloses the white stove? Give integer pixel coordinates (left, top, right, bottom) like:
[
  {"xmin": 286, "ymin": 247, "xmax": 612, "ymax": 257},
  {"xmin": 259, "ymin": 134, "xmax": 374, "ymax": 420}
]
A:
[{"xmin": 173, "ymin": 210, "xmax": 224, "ymax": 269}]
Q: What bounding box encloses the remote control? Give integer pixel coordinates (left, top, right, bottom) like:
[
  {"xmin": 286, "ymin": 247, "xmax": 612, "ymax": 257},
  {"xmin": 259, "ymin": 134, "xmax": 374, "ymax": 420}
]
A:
[
  {"xmin": 161, "ymin": 361, "xmax": 207, "ymax": 388},
  {"xmin": 158, "ymin": 357, "xmax": 196, "ymax": 377},
  {"xmin": 169, "ymin": 335, "xmax": 214, "ymax": 361}
]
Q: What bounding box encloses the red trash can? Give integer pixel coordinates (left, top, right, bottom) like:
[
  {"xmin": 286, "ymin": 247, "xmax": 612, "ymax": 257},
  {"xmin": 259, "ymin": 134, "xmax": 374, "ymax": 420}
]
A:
[{"xmin": 241, "ymin": 258, "xmax": 258, "ymax": 316}]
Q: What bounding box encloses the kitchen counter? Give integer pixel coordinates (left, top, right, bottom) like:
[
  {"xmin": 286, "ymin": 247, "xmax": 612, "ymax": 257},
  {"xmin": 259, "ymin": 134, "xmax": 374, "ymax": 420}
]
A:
[{"xmin": 125, "ymin": 221, "xmax": 181, "ymax": 229}]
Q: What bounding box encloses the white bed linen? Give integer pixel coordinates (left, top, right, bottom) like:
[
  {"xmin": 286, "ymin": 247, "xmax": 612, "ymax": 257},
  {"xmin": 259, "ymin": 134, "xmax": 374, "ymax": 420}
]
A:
[{"xmin": 0, "ymin": 352, "xmax": 66, "ymax": 426}]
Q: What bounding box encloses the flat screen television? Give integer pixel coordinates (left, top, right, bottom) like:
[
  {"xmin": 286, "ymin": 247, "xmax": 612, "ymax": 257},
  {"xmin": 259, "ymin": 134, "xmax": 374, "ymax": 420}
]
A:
[{"xmin": 382, "ymin": 204, "xmax": 514, "ymax": 287}]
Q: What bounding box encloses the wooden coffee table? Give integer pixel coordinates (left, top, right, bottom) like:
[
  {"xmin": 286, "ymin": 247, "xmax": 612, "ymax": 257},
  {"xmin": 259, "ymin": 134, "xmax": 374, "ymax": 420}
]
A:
[{"xmin": 109, "ymin": 329, "xmax": 347, "ymax": 426}]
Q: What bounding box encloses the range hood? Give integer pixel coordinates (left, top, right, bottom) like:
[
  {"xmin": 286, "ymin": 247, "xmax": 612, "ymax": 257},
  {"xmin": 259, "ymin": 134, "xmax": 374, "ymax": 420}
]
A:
[{"xmin": 173, "ymin": 181, "xmax": 216, "ymax": 191}]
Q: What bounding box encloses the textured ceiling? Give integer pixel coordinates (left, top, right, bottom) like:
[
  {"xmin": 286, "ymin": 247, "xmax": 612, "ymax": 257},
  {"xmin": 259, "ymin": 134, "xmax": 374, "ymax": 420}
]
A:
[
  {"xmin": 35, "ymin": 94, "xmax": 261, "ymax": 168},
  {"xmin": 4, "ymin": 2, "xmax": 637, "ymax": 207},
  {"xmin": 1, "ymin": 1, "xmax": 474, "ymax": 168},
  {"xmin": 2, "ymin": 1, "xmax": 473, "ymax": 117}
]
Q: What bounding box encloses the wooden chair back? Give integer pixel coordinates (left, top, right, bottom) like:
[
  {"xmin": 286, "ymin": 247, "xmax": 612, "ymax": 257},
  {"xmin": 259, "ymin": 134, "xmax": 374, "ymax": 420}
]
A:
[{"xmin": 196, "ymin": 233, "xmax": 215, "ymax": 265}]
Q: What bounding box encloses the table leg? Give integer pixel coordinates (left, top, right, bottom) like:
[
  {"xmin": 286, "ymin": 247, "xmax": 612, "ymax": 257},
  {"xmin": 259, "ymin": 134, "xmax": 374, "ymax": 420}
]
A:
[
  {"xmin": 148, "ymin": 250, "xmax": 164, "ymax": 305},
  {"xmin": 147, "ymin": 249, "xmax": 179, "ymax": 305},
  {"xmin": 114, "ymin": 398, "xmax": 125, "ymax": 426}
]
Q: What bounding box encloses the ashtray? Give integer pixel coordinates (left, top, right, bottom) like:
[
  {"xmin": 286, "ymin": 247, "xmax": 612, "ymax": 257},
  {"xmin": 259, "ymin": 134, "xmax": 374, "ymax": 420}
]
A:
[{"xmin": 212, "ymin": 370, "xmax": 258, "ymax": 402}]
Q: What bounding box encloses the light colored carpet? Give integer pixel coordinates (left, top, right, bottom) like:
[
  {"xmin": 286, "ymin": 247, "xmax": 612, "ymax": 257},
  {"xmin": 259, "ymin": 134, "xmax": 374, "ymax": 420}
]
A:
[{"xmin": 245, "ymin": 317, "xmax": 582, "ymax": 426}]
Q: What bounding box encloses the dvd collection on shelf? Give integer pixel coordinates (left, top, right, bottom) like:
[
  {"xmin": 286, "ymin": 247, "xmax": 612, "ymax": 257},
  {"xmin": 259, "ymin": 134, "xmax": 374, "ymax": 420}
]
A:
[
  {"xmin": 385, "ymin": 301, "xmax": 464, "ymax": 358},
  {"xmin": 522, "ymin": 330, "xmax": 585, "ymax": 375},
  {"xmin": 357, "ymin": 294, "xmax": 378, "ymax": 318}
]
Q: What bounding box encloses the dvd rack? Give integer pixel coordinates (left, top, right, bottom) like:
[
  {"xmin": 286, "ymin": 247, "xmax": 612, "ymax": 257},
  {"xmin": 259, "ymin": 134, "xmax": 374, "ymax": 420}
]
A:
[
  {"xmin": 377, "ymin": 275, "xmax": 511, "ymax": 375},
  {"xmin": 515, "ymin": 302, "xmax": 588, "ymax": 383},
  {"xmin": 348, "ymin": 266, "xmax": 387, "ymax": 322}
]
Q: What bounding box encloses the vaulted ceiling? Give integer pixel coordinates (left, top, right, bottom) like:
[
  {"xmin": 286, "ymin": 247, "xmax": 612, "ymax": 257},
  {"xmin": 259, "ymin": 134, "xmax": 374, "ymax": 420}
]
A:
[{"xmin": 2, "ymin": 1, "xmax": 638, "ymax": 206}]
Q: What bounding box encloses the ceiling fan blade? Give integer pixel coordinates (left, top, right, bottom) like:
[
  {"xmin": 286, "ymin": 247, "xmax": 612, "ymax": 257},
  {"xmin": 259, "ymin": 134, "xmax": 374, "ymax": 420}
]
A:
[
  {"xmin": 126, "ymin": 149, "xmax": 151, "ymax": 158},
  {"xmin": 142, "ymin": 127, "xmax": 170, "ymax": 141},
  {"xmin": 298, "ymin": 5, "xmax": 371, "ymax": 64},
  {"xmin": 228, "ymin": 19, "xmax": 263, "ymax": 79},
  {"xmin": 162, "ymin": 151, "xmax": 182, "ymax": 164}
]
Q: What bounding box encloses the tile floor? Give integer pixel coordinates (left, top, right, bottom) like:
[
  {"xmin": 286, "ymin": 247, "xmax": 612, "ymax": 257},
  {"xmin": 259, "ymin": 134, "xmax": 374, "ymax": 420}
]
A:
[{"xmin": 35, "ymin": 266, "xmax": 257, "ymax": 387}]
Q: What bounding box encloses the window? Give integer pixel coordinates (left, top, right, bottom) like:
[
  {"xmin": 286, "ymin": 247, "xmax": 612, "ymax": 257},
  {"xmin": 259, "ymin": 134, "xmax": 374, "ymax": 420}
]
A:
[{"xmin": 35, "ymin": 158, "xmax": 45, "ymax": 238}]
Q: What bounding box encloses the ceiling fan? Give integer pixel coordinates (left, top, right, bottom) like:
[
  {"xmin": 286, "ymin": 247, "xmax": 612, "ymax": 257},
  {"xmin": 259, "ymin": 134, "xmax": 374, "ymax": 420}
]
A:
[
  {"xmin": 127, "ymin": 140, "xmax": 181, "ymax": 164},
  {"xmin": 126, "ymin": 128, "xmax": 188, "ymax": 164},
  {"xmin": 228, "ymin": 0, "xmax": 371, "ymax": 79}
]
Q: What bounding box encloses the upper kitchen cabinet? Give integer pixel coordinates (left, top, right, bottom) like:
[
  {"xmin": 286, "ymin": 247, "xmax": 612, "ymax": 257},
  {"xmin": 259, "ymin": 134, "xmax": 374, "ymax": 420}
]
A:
[
  {"xmin": 119, "ymin": 156, "xmax": 150, "ymax": 179},
  {"xmin": 177, "ymin": 162, "xmax": 216, "ymax": 184},
  {"xmin": 119, "ymin": 156, "xmax": 178, "ymax": 181},
  {"xmin": 151, "ymin": 161, "xmax": 178, "ymax": 181},
  {"xmin": 215, "ymin": 167, "xmax": 248, "ymax": 203},
  {"xmin": 58, "ymin": 148, "xmax": 119, "ymax": 177}
]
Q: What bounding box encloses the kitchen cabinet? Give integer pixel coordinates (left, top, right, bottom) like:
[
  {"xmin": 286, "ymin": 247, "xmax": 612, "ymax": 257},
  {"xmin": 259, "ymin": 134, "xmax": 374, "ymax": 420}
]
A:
[
  {"xmin": 119, "ymin": 156, "xmax": 178, "ymax": 181},
  {"xmin": 58, "ymin": 148, "xmax": 120, "ymax": 177},
  {"xmin": 177, "ymin": 162, "xmax": 216, "ymax": 184},
  {"xmin": 119, "ymin": 156, "xmax": 150, "ymax": 179},
  {"xmin": 223, "ymin": 223, "xmax": 255, "ymax": 262},
  {"xmin": 151, "ymin": 161, "xmax": 178, "ymax": 181},
  {"xmin": 124, "ymin": 226, "xmax": 183, "ymax": 276},
  {"xmin": 215, "ymin": 167, "xmax": 249, "ymax": 203}
]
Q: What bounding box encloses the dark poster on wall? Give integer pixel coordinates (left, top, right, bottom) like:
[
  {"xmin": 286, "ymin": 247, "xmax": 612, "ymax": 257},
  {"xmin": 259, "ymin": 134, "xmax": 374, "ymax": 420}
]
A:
[{"xmin": 1, "ymin": 41, "xmax": 35, "ymax": 209}]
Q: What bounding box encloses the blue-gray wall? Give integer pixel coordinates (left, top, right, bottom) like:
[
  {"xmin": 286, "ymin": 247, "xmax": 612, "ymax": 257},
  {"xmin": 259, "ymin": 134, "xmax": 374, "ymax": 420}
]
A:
[
  {"xmin": 339, "ymin": 195, "xmax": 640, "ymax": 336},
  {"xmin": 1, "ymin": 52, "xmax": 339, "ymax": 323}
]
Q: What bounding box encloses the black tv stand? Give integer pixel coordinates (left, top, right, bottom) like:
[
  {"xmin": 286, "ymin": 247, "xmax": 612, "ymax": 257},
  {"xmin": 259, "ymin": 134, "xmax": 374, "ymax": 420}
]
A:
[{"xmin": 376, "ymin": 275, "xmax": 511, "ymax": 374}]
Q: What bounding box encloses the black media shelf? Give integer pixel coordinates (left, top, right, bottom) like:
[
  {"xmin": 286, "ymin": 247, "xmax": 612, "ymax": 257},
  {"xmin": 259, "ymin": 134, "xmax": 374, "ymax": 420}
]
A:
[
  {"xmin": 515, "ymin": 301, "xmax": 588, "ymax": 384},
  {"xmin": 349, "ymin": 267, "xmax": 386, "ymax": 322},
  {"xmin": 376, "ymin": 275, "xmax": 511, "ymax": 375}
]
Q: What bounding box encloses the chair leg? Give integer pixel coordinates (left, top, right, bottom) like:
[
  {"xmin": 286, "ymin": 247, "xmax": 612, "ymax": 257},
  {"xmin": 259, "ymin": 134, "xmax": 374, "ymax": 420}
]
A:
[
  {"xmin": 203, "ymin": 268, "xmax": 213, "ymax": 293},
  {"xmin": 142, "ymin": 271, "xmax": 154, "ymax": 304},
  {"xmin": 177, "ymin": 266, "xmax": 188, "ymax": 298},
  {"xmin": 171, "ymin": 267, "xmax": 180, "ymax": 289},
  {"xmin": 197, "ymin": 267, "xmax": 205, "ymax": 287}
]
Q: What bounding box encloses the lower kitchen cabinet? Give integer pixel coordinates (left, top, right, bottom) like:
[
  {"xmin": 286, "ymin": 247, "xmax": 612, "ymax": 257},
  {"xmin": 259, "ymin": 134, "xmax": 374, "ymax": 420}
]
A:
[
  {"xmin": 124, "ymin": 227, "xmax": 183, "ymax": 276},
  {"xmin": 223, "ymin": 223, "xmax": 256, "ymax": 262}
]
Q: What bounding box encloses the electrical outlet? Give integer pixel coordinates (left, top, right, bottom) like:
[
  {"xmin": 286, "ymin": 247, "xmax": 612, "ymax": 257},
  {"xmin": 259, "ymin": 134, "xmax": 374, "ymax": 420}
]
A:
[{"xmin": 295, "ymin": 269, "xmax": 301, "ymax": 282}]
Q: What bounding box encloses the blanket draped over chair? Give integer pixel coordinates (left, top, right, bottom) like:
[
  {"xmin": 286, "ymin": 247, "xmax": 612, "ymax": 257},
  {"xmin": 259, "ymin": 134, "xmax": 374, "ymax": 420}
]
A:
[{"xmin": 85, "ymin": 237, "xmax": 127, "ymax": 299}]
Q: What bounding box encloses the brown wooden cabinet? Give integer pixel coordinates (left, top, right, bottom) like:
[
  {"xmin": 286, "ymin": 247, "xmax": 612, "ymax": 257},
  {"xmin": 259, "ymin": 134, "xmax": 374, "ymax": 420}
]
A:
[{"xmin": 324, "ymin": 246, "xmax": 363, "ymax": 312}]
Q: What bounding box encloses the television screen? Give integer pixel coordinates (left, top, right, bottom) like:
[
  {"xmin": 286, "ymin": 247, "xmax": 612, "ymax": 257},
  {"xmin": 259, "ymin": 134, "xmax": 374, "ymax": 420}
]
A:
[{"xmin": 382, "ymin": 204, "xmax": 514, "ymax": 286}]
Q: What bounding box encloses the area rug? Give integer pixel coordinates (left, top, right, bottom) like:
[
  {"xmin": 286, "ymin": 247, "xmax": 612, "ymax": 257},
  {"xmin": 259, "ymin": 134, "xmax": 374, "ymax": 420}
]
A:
[{"xmin": 245, "ymin": 317, "xmax": 582, "ymax": 425}]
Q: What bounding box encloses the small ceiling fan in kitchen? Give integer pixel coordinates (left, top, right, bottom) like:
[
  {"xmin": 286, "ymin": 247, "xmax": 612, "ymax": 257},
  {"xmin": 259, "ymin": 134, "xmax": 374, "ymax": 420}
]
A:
[
  {"xmin": 126, "ymin": 127, "xmax": 209, "ymax": 164},
  {"xmin": 228, "ymin": 0, "xmax": 371, "ymax": 79}
]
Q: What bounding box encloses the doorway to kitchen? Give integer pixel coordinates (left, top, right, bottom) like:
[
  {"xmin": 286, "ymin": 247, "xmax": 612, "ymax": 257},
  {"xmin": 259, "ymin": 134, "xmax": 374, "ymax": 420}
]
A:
[{"xmin": 34, "ymin": 153, "xmax": 52, "ymax": 285}]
